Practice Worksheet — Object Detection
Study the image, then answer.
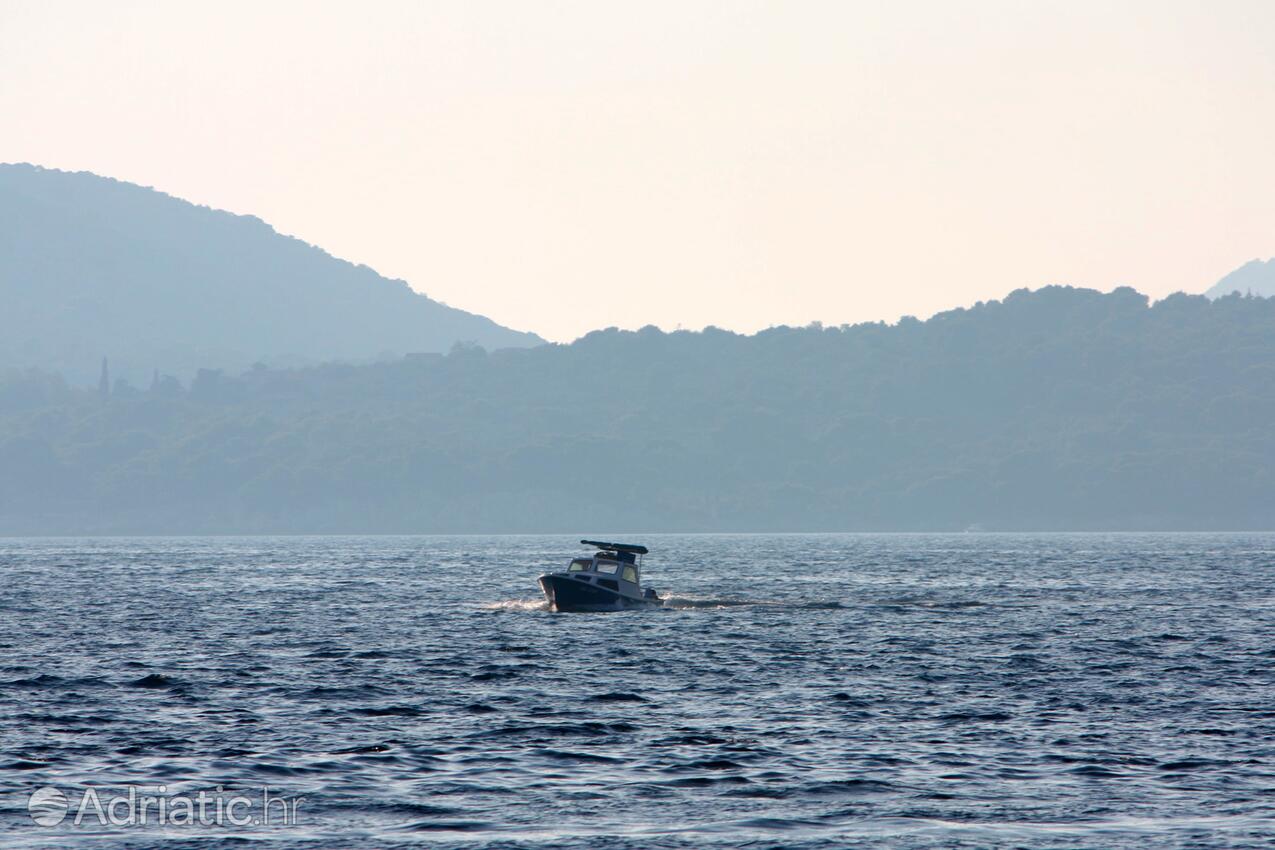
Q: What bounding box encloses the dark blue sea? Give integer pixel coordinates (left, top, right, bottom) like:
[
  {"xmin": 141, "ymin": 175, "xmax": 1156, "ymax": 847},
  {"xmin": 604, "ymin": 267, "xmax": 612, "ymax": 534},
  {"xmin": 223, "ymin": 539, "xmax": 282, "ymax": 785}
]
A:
[{"xmin": 2, "ymin": 534, "xmax": 1273, "ymax": 848}]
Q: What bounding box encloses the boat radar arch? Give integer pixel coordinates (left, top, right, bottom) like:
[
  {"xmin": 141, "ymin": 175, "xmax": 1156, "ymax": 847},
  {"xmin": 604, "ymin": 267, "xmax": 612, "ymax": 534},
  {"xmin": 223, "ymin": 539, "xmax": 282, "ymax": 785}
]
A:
[{"xmin": 580, "ymin": 539, "xmax": 649, "ymax": 555}]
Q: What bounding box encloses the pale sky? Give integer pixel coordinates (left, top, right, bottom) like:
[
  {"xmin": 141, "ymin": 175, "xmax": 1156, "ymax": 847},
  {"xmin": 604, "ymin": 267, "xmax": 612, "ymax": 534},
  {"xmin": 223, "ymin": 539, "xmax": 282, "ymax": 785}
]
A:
[{"xmin": 3, "ymin": 0, "xmax": 1273, "ymax": 342}]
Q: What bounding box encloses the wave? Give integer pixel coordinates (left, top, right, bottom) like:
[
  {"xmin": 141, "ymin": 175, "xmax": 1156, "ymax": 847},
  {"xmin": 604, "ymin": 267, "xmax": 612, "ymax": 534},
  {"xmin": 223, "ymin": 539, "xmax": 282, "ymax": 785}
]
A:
[
  {"xmin": 662, "ymin": 596, "xmax": 842, "ymax": 610},
  {"xmin": 483, "ymin": 595, "xmax": 842, "ymax": 611},
  {"xmin": 480, "ymin": 599, "xmax": 548, "ymax": 612}
]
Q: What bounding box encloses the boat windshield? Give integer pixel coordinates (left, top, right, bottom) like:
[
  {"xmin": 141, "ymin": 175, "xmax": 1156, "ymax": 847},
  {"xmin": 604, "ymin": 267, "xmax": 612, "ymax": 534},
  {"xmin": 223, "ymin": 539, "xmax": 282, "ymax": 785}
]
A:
[
  {"xmin": 567, "ymin": 559, "xmax": 592, "ymax": 572},
  {"xmin": 594, "ymin": 561, "xmax": 619, "ymax": 575}
]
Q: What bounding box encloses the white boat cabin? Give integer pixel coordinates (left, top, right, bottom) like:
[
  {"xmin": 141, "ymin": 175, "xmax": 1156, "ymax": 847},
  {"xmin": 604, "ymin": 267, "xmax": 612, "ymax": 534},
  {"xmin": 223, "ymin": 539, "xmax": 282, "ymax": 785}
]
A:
[{"xmin": 565, "ymin": 550, "xmax": 643, "ymax": 592}]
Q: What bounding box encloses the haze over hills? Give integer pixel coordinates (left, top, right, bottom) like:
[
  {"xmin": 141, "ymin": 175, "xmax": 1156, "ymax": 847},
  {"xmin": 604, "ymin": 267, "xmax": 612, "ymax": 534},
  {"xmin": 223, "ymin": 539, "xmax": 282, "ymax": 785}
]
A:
[
  {"xmin": 2, "ymin": 285, "xmax": 1274, "ymax": 533},
  {"xmin": 3, "ymin": 163, "xmax": 1274, "ymax": 531},
  {"xmin": 0, "ymin": 163, "xmax": 543, "ymax": 385},
  {"xmin": 1206, "ymin": 258, "xmax": 1275, "ymax": 299}
]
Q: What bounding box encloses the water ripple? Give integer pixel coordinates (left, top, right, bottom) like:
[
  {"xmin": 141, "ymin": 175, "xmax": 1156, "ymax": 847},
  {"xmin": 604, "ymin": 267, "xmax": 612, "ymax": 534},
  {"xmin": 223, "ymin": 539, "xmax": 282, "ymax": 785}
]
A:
[{"xmin": 1, "ymin": 533, "xmax": 1274, "ymax": 848}]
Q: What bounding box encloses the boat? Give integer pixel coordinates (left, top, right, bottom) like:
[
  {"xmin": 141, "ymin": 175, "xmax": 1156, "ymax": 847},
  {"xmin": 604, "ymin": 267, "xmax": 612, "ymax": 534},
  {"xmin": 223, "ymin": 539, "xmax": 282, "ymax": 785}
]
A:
[{"xmin": 538, "ymin": 540, "xmax": 663, "ymax": 612}]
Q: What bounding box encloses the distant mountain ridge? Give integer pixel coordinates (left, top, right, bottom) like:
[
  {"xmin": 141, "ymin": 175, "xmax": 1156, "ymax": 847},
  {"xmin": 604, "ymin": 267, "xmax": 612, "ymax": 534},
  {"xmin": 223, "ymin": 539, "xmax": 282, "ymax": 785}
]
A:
[
  {"xmin": 1206, "ymin": 257, "xmax": 1275, "ymax": 299},
  {"xmin": 0, "ymin": 163, "xmax": 543, "ymax": 384},
  {"xmin": 3, "ymin": 284, "xmax": 1275, "ymax": 533}
]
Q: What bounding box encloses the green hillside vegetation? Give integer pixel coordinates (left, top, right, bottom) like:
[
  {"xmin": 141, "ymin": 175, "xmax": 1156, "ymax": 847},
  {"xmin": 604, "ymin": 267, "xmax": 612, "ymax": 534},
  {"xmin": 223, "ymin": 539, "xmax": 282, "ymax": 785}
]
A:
[{"xmin": 2, "ymin": 285, "xmax": 1273, "ymax": 533}]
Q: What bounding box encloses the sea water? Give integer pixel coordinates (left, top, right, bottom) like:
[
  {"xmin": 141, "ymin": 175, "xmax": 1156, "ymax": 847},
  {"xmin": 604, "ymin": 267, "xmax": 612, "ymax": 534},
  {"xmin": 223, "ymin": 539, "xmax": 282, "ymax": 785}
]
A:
[{"xmin": 1, "ymin": 533, "xmax": 1273, "ymax": 848}]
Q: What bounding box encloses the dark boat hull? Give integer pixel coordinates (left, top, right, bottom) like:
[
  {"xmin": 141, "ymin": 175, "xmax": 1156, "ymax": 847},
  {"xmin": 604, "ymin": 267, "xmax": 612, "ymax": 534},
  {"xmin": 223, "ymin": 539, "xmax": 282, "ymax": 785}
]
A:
[{"xmin": 538, "ymin": 574, "xmax": 662, "ymax": 612}]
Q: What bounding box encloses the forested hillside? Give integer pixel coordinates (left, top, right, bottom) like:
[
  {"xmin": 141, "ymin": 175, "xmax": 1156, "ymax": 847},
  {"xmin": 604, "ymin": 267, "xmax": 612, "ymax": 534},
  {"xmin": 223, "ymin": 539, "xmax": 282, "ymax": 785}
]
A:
[{"xmin": 2, "ymin": 285, "xmax": 1273, "ymax": 533}]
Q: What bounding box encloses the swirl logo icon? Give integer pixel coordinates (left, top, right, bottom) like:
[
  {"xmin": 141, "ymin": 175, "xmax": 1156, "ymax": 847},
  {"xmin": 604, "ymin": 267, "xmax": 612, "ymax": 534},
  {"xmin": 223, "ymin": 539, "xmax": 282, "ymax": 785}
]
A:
[{"xmin": 28, "ymin": 786, "xmax": 68, "ymax": 826}]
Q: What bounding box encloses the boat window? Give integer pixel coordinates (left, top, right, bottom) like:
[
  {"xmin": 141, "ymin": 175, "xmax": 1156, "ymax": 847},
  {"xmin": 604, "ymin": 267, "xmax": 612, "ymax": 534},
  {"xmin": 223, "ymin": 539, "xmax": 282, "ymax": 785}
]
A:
[
  {"xmin": 568, "ymin": 559, "xmax": 591, "ymax": 572},
  {"xmin": 595, "ymin": 561, "xmax": 619, "ymax": 575},
  {"xmin": 622, "ymin": 566, "xmax": 637, "ymax": 583}
]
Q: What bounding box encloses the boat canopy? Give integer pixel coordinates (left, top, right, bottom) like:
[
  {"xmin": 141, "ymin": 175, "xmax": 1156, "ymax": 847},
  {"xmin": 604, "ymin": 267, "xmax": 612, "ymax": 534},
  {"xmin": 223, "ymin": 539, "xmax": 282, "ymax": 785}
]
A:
[{"xmin": 580, "ymin": 539, "xmax": 648, "ymax": 555}]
